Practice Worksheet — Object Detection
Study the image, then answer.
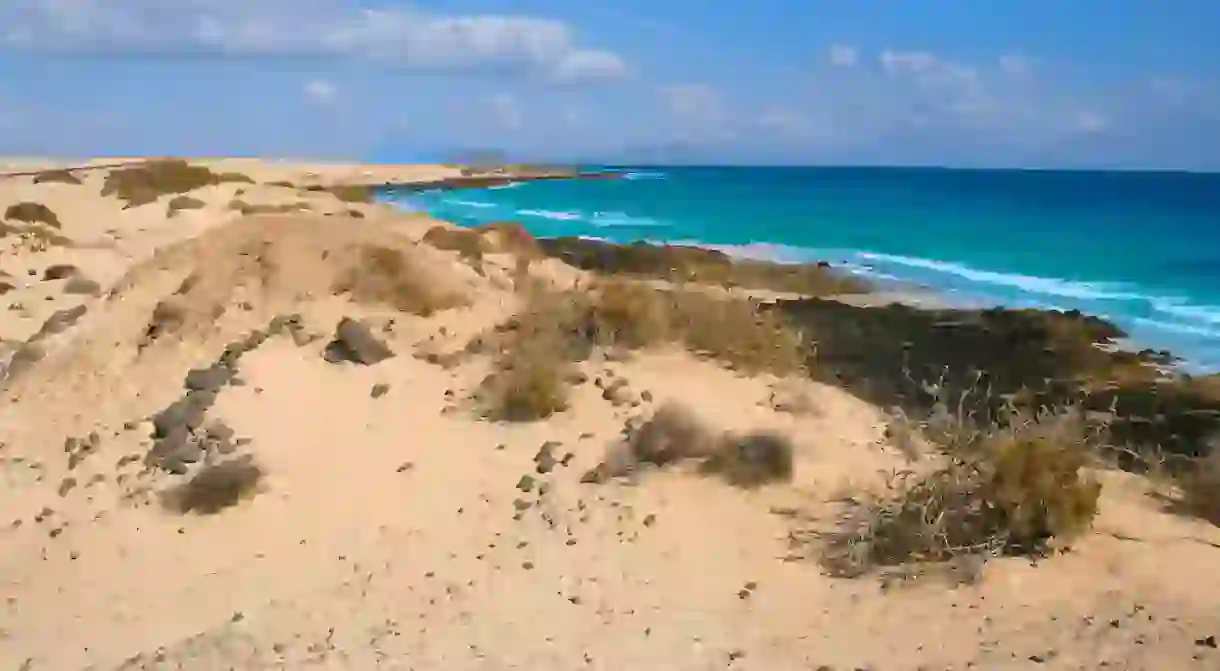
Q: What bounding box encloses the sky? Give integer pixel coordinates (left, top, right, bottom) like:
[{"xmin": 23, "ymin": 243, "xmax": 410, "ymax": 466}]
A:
[{"xmin": 1, "ymin": 0, "xmax": 1219, "ymax": 170}]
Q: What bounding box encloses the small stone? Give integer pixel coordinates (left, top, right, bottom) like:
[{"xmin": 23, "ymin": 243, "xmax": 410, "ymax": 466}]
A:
[
  {"xmin": 642, "ymin": 514, "xmax": 656, "ymax": 527},
  {"xmin": 522, "ymin": 561, "xmax": 534, "ymax": 570},
  {"xmin": 534, "ymin": 441, "xmax": 560, "ymax": 474},
  {"xmin": 396, "ymin": 462, "xmax": 414, "ymax": 473},
  {"xmin": 323, "ymin": 318, "xmax": 394, "ymax": 365},
  {"xmin": 56, "ymin": 477, "xmax": 77, "ymax": 497},
  {"xmin": 1197, "ymin": 635, "xmax": 1218, "ymax": 649},
  {"xmin": 370, "ymin": 383, "xmax": 391, "ymax": 399},
  {"xmin": 184, "ymin": 364, "xmax": 234, "ymax": 391},
  {"xmin": 42, "ymin": 264, "xmax": 80, "ymax": 281}
]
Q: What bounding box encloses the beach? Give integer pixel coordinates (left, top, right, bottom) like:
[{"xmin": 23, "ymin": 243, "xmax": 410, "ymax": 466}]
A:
[{"xmin": 2, "ymin": 158, "xmax": 1220, "ymax": 670}]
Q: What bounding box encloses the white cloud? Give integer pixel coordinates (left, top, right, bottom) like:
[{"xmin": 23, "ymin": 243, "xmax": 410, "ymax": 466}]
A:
[
  {"xmin": 0, "ymin": 0, "xmax": 625, "ymax": 82},
  {"xmin": 999, "ymin": 54, "xmax": 1031, "ymax": 77},
  {"xmin": 303, "ymin": 79, "xmax": 336, "ymax": 105},
  {"xmin": 1075, "ymin": 110, "xmax": 1108, "ymax": 133},
  {"xmin": 879, "ymin": 50, "xmax": 938, "ymax": 75},
  {"xmin": 487, "ymin": 93, "xmax": 522, "ymax": 129},
  {"xmin": 827, "ymin": 44, "xmax": 859, "ymax": 67},
  {"xmin": 658, "ymin": 83, "xmax": 722, "ymax": 123}
]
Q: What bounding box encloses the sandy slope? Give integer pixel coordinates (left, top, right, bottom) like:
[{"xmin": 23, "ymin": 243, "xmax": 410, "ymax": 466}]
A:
[{"xmin": 1, "ymin": 159, "xmax": 1220, "ymax": 670}]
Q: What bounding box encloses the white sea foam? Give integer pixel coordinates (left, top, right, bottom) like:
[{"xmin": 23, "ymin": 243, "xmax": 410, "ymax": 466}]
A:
[
  {"xmin": 517, "ymin": 208, "xmax": 583, "ymax": 221},
  {"xmin": 444, "ymin": 199, "xmax": 496, "ymax": 209},
  {"xmin": 588, "ymin": 211, "xmax": 667, "ymax": 228},
  {"xmin": 622, "ymin": 171, "xmax": 667, "ymax": 180},
  {"xmin": 856, "ymin": 251, "xmax": 1150, "ymax": 302}
]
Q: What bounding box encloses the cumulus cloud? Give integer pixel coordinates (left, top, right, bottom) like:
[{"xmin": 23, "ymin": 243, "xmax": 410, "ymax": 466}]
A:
[
  {"xmin": 827, "ymin": 44, "xmax": 859, "ymax": 67},
  {"xmin": 879, "ymin": 50, "xmax": 938, "ymax": 75},
  {"xmin": 303, "ymin": 79, "xmax": 337, "ymax": 105},
  {"xmin": 0, "ymin": 0, "xmax": 625, "ymax": 82}
]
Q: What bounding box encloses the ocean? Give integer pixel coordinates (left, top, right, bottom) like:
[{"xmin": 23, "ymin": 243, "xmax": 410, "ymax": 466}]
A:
[{"xmin": 379, "ymin": 166, "xmax": 1220, "ymax": 373}]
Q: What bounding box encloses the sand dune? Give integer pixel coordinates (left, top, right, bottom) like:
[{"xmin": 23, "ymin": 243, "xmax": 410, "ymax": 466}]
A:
[{"xmin": 1, "ymin": 159, "xmax": 1219, "ymax": 670}]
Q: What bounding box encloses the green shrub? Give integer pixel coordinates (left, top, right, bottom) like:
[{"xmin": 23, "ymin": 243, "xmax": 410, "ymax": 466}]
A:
[
  {"xmin": 4, "ymin": 201, "xmax": 61, "ymax": 228},
  {"xmin": 102, "ymin": 159, "xmax": 222, "ymax": 207},
  {"xmin": 33, "ymin": 169, "xmax": 82, "ymax": 185}
]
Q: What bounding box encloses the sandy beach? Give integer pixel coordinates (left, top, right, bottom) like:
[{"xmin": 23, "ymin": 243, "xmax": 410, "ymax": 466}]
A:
[{"xmin": 2, "ymin": 158, "xmax": 1220, "ymax": 671}]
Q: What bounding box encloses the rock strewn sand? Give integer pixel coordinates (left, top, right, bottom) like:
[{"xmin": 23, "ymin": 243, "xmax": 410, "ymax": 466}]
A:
[{"xmin": 0, "ymin": 158, "xmax": 1218, "ymax": 670}]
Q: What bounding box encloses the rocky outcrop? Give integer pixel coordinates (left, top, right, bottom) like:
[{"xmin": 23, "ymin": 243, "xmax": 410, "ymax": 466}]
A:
[
  {"xmin": 772, "ymin": 298, "xmax": 1220, "ymax": 458},
  {"xmin": 537, "ymin": 237, "xmax": 869, "ymax": 297}
]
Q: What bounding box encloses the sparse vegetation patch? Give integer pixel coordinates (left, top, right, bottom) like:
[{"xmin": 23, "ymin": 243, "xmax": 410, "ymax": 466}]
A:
[
  {"xmin": 101, "ymin": 159, "xmax": 224, "ymax": 208},
  {"xmin": 818, "ymin": 406, "xmax": 1103, "ymax": 578},
  {"xmin": 160, "ymin": 456, "xmax": 264, "ymax": 515},
  {"xmin": 4, "ymin": 202, "xmax": 61, "ymax": 229},
  {"xmin": 33, "ymin": 169, "xmax": 82, "ymax": 185}
]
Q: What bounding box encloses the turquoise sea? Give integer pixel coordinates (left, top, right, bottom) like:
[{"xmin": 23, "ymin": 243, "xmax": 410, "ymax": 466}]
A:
[{"xmin": 380, "ymin": 167, "xmax": 1220, "ymax": 372}]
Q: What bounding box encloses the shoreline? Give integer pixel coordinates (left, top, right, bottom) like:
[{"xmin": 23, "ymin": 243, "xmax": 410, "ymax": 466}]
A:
[
  {"xmin": 373, "ymin": 174, "xmax": 1217, "ymax": 376},
  {"xmin": 2, "ymin": 157, "xmax": 1220, "ymax": 669}
]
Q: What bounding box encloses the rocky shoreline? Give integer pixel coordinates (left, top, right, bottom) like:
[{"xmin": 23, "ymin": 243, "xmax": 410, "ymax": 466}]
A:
[{"xmin": 524, "ymin": 235, "xmax": 1220, "ymax": 460}]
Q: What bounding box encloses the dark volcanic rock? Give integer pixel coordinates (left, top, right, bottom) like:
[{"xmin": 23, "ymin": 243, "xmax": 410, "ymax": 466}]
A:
[
  {"xmin": 772, "ymin": 298, "xmax": 1220, "ymax": 458},
  {"xmin": 152, "ymin": 389, "xmax": 217, "ymax": 438},
  {"xmin": 184, "ymin": 364, "xmax": 235, "ymax": 391},
  {"xmin": 42, "ymin": 264, "xmax": 80, "ymax": 281},
  {"xmin": 537, "ymin": 237, "xmax": 868, "ymax": 296},
  {"xmin": 31, "ymin": 305, "xmax": 88, "ymax": 340},
  {"xmin": 323, "ymin": 318, "xmax": 394, "ymax": 365}
]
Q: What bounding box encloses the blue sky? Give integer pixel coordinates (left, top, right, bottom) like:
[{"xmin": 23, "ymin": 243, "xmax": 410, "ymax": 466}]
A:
[{"xmin": 1, "ymin": 1, "xmax": 1218, "ymax": 169}]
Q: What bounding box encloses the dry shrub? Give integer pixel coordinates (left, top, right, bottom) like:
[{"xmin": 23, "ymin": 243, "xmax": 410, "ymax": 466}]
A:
[
  {"xmin": 228, "ymin": 200, "xmax": 310, "ymax": 215},
  {"xmin": 102, "ymin": 159, "xmax": 222, "ymax": 207},
  {"xmin": 820, "ymin": 407, "xmax": 1103, "ymax": 577},
  {"xmin": 266, "ymin": 180, "xmax": 296, "ymax": 188},
  {"xmin": 160, "ymin": 456, "xmax": 264, "ymax": 515},
  {"xmin": 1177, "ymin": 441, "xmax": 1220, "ymax": 525},
  {"xmin": 216, "ymin": 171, "xmax": 255, "ymax": 184},
  {"xmin": 592, "ymin": 402, "xmax": 795, "ymax": 488},
  {"xmin": 334, "ymin": 244, "xmax": 466, "ymax": 316},
  {"xmin": 585, "ymin": 279, "xmax": 672, "ymax": 349},
  {"xmin": 33, "ymin": 169, "xmax": 82, "ymax": 185},
  {"xmin": 309, "ymin": 185, "xmax": 374, "ymax": 203},
  {"xmin": 422, "ymin": 226, "xmax": 486, "ymax": 261},
  {"xmin": 476, "ymin": 341, "xmax": 570, "ymax": 422},
  {"xmin": 4, "ymin": 201, "xmax": 61, "ymax": 228},
  {"xmin": 705, "ymin": 431, "xmax": 795, "ymax": 487},
  {"xmin": 506, "ymin": 279, "xmax": 802, "ymax": 375},
  {"xmin": 167, "ymin": 195, "xmax": 206, "ymax": 218},
  {"xmin": 628, "ymin": 402, "xmax": 720, "ymax": 467},
  {"xmin": 672, "ymin": 292, "xmax": 804, "ymax": 375}
]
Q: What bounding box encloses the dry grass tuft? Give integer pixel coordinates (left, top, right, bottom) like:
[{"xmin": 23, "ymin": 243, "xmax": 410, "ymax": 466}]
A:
[
  {"xmin": 167, "ymin": 195, "xmax": 206, "ymax": 218},
  {"xmin": 1176, "ymin": 440, "xmax": 1220, "ymax": 526},
  {"xmin": 422, "ymin": 226, "xmax": 487, "ymax": 261},
  {"xmin": 4, "ymin": 201, "xmax": 61, "ymax": 228},
  {"xmin": 476, "ymin": 341, "xmax": 571, "ymax": 422},
  {"xmin": 673, "ymin": 292, "xmax": 804, "ymax": 375},
  {"xmin": 308, "ymin": 185, "xmax": 375, "ymax": 203},
  {"xmin": 33, "ymin": 169, "xmax": 82, "ymax": 185},
  {"xmin": 705, "ymin": 431, "xmax": 795, "ymax": 487},
  {"xmin": 102, "ymin": 159, "xmax": 223, "ymax": 207},
  {"xmin": 820, "ymin": 406, "xmax": 1103, "ymax": 577},
  {"xmin": 628, "ymin": 402, "xmax": 720, "ymax": 467},
  {"xmin": 334, "ymin": 244, "xmax": 467, "ymax": 316},
  {"xmin": 216, "ymin": 171, "xmax": 255, "ymax": 184},
  {"xmin": 227, "ymin": 200, "xmax": 311, "ymax": 215},
  {"xmin": 160, "ymin": 456, "xmax": 264, "ymax": 515},
  {"xmin": 495, "ymin": 279, "xmax": 803, "ymax": 375}
]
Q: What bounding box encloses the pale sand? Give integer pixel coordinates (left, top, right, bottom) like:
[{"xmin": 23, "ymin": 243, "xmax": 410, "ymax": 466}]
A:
[{"xmin": 1, "ymin": 159, "xmax": 1219, "ymax": 670}]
